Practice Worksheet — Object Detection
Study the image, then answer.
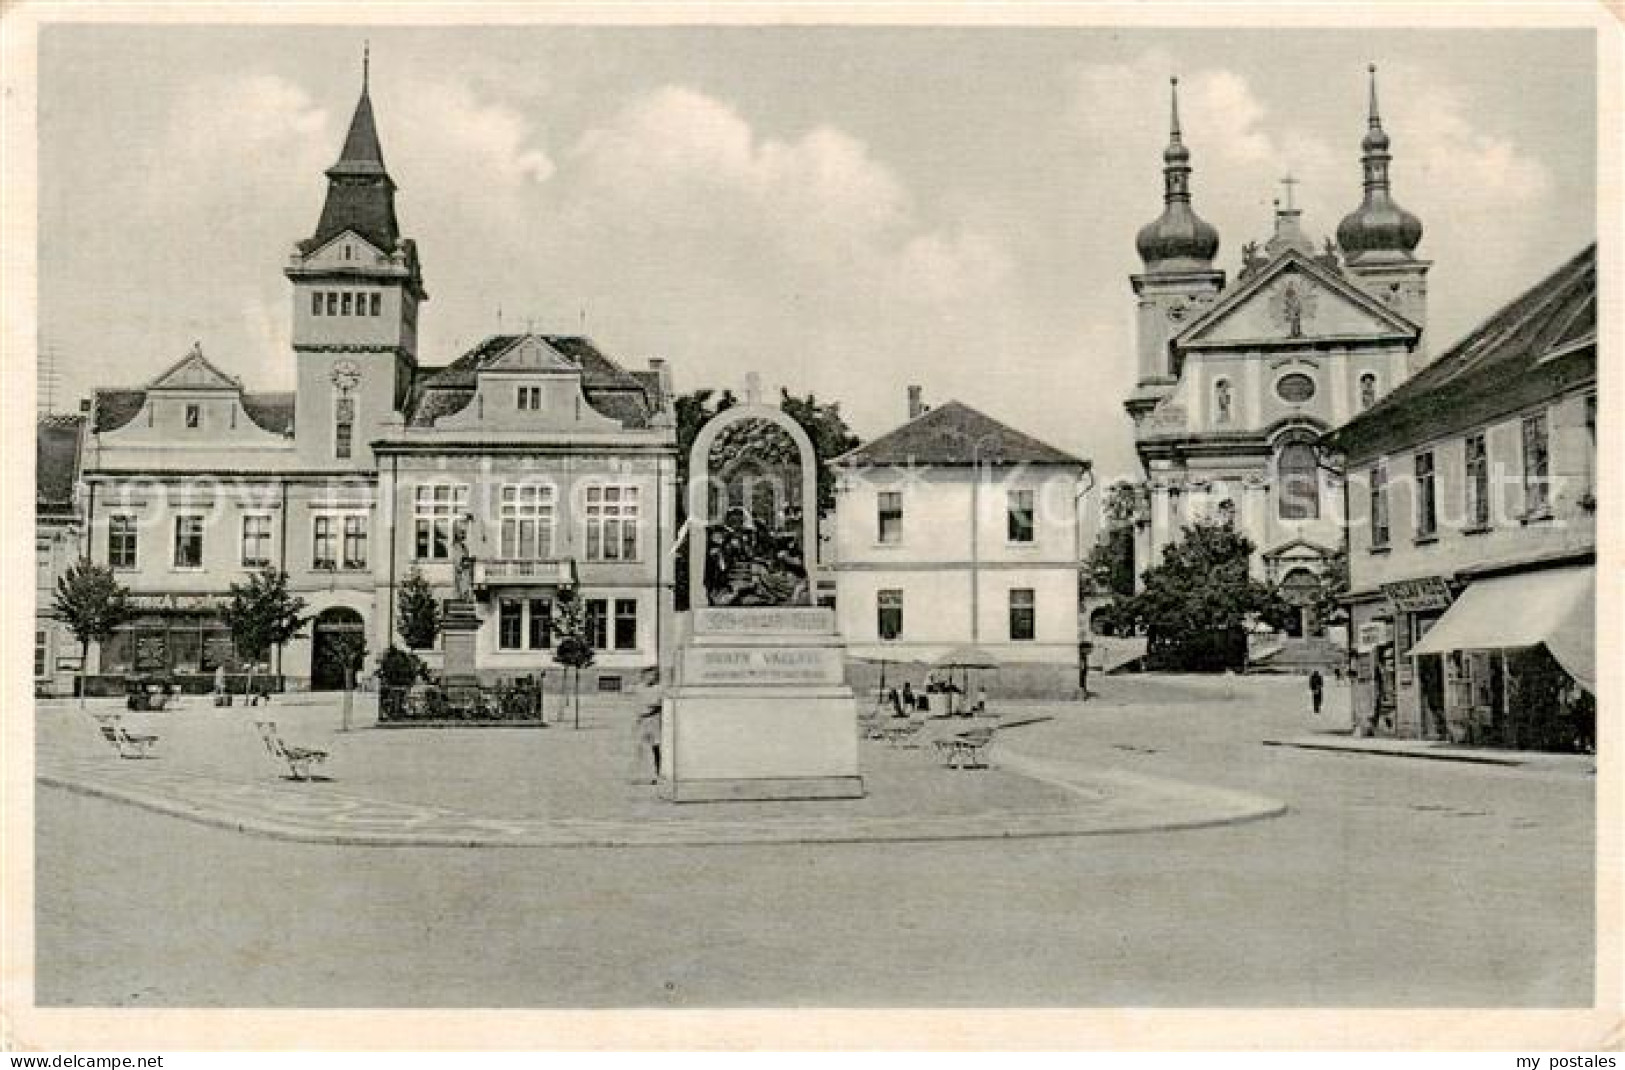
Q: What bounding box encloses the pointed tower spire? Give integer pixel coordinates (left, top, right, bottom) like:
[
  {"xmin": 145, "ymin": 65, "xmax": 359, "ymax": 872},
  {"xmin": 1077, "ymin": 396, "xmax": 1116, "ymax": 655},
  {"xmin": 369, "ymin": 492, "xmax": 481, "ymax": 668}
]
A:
[
  {"xmin": 1169, "ymin": 75, "xmax": 1182, "ymax": 142},
  {"xmin": 300, "ymin": 49, "xmax": 400, "ymax": 256}
]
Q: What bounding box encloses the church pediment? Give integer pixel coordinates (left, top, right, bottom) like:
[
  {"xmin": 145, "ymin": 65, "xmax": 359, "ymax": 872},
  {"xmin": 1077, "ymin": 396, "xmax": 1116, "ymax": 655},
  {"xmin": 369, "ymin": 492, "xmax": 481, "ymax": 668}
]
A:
[
  {"xmin": 148, "ymin": 344, "xmax": 240, "ymax": 391},
  {"xmin": 1176, "ymin": 252, "xmax": 1417, "ymax": 349},
  {"xmin": 482, "ymin": 335, "xmax": 580, "ymax": 374}
]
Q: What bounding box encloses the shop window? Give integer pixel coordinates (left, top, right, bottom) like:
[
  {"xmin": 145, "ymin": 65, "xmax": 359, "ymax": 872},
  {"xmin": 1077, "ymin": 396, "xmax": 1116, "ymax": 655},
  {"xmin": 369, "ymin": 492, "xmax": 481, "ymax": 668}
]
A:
[
  {"xmin": 877, "ymin": 491, "xmax": 903, "ymax": 544},
  {"xmin": 614, "ymin": 598, "xmax": 638, "ymax": 651},
  {"xmin": 877, "ymin": 589, "xmax": 903, "ymax": 641},
  {"xmin": 1009, "ymin": 588, "xmax": 1036, "ymax": 641}
]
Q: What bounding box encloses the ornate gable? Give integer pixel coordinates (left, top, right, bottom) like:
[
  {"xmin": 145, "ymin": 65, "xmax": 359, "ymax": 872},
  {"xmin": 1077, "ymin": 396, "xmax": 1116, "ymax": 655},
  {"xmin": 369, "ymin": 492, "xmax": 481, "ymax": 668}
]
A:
[
  {"xmin": 148, "ymin": 344, "xmax": 240, "ymax": 391},
  {"xmin": 482, "ymin": 335, "xmax": 580, "ymax": 374},
  {"xmin": 1176, "ymin": 250, "xmax": 1417, "ymax": 349}
]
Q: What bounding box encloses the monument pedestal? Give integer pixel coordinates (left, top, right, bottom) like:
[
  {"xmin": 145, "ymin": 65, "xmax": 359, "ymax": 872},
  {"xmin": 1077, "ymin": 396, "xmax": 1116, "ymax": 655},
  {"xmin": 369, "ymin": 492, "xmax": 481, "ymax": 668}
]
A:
[
  {"xmin": 441, "ymin": 599, "xmax": 480, "ymax": 686},
  {"xmin": 661, "ymin": 607, "xmax": 863, "ymax": 802}
]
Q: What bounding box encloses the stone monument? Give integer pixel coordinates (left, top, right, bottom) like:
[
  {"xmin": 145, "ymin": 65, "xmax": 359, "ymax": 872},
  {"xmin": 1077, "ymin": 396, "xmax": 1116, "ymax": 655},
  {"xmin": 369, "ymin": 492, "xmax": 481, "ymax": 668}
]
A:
[
  {"xmin": 661, "ymin": 403, "xmax": 864, "ymax": 802},
  {"xmin": 441, "ymin": 517, "xmax": 480, "ymax": 687}
]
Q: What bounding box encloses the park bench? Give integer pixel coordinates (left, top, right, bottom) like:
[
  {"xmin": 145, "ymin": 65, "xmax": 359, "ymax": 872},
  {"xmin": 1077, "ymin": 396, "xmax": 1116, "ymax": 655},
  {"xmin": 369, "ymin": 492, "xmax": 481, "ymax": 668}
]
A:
[
  {"xmin": 254, "ymin": 720, "xmax": 329, "ymax": 781},
  {"xmin": 92, "ymin": 713, "xmax": 159, "ymax": 759},
  {"xmin": 934, "ymin": 727, "xmax": 995, "ymax": 770}
]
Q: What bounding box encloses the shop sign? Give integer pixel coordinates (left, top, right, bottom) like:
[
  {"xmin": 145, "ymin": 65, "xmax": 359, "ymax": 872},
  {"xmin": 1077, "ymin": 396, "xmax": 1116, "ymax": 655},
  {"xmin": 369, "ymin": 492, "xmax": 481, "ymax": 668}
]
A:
[
  {"xmin": 1356, "ymin": 620, "xmax": 1392, "ymax": 649},
  {"xmin": 128, "ymin": 594, "xmax": 224, "ymax": 612},
  {"xmin": 1382, "ymin": 577, "xmax": 1454, "ymax": 613},
  {"xmin": 135, "ymin": 634, "xmax": 168, "ymax": 672}
]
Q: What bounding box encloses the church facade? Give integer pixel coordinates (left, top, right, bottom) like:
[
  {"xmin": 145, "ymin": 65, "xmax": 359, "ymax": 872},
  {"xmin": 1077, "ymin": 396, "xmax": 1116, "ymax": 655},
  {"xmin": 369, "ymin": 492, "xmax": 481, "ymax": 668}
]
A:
[
  {"xmin": 74, "ymin": 65, "xmax": 677, "ymax": 693},
  {"xmin": 1125, "ymin": 69, "xmax": 1429, "ymax": 635}
]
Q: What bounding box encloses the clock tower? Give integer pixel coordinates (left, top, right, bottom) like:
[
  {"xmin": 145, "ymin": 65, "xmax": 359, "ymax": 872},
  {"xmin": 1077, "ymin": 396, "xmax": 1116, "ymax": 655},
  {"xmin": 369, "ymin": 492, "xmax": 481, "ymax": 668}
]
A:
[{"xmin": 286, "ymin": 51, "xmax": 427, "ymax": 469}]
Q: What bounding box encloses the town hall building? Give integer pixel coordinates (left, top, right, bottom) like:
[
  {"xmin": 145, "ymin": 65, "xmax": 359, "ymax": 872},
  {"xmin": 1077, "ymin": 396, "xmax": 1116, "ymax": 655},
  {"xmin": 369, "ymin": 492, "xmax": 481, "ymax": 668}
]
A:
[
  {"xmin": 1124, "ymin": 68, "xmax": 1429, "ymax": 637},
  {"xmin": 72, "ymin": 62, "xmax": 677, "ymax": 693}
]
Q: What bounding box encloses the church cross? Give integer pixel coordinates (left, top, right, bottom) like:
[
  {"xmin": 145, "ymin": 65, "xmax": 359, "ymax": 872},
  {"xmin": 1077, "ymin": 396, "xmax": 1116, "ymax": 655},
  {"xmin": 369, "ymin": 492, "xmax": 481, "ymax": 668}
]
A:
[{"xmin": 1280, "ymin": 172, "xmax": 1300, "ymax": 211}]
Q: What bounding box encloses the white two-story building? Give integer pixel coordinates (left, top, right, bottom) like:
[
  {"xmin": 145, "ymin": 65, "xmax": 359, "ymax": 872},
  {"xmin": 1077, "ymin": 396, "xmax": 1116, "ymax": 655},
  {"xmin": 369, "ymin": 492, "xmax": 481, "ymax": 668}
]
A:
[{"xmin": 831, "ymin": 391, "xmax": 1091, "ymax": 698}]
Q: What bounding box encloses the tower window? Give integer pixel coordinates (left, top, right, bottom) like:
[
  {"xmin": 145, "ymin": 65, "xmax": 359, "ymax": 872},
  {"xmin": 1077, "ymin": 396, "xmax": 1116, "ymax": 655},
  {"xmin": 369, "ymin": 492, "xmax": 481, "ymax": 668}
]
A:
[
  {"xmin": 327, "ymin": 293, "xmax": 338, "ymax": 316},
  {"xmin": 312, "ymin": 292, "xmax": 324, "ymax": 316},
  {"xmin": 334, "ymin": 396, "xmax": 355, "ymax": 460},
  {"xmin": 370, "ymin": 292, "xmax": 381, "ymax": 317},
  {"xmin": 184, "ymin": 404, "xmax": 200, "ymax": 429},
  {"xmin": 517, "ymin": 386, "xmax": 543, "ymax": 411},
  {"xmin": 341, "ymin": 292, "xmax": 353, "ymax": 316}
]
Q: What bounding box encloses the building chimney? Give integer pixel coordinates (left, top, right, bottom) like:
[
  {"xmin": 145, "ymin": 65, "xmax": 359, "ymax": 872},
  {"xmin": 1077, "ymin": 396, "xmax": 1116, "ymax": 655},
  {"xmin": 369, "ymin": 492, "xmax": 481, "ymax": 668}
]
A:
[{"xmin": 907, "ymin": 385, "xmax": 925, "ymax": 420}]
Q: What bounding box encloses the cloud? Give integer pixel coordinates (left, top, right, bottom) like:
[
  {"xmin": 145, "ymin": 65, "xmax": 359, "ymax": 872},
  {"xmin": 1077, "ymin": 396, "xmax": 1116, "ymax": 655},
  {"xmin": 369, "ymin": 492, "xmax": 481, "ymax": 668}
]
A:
[{"xmin": 394, "ymin": 79, "xmax": 555, "ymax": 191}]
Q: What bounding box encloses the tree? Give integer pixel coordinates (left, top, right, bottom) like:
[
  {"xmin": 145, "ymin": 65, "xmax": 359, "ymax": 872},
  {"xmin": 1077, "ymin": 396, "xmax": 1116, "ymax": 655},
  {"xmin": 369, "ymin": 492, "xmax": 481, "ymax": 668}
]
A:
[
  {"xmin": 550, "ymin": 585, "xmax": 596, "ymax": 729},
  {"xmin": 1112, "ymin": 519, "xmax": 1289, "ymax": 672},
  {"xmin": 777, "ymin": 388, "xmax": 861, "ymax": 518},
  {"xmin": 52, "ymin": 559, "xmax": 135, "ymax": 707},
  {"xmin": 325, "ymin": 631, "xmax": 367, "ymax": 732},
  {"xmin": 226, "ymin": 568, "xmax": 309, "ymax": 698},
  {"xmin": 396, "ymin": 566, "xmax": 441, "ymax": 651},
  {"xmin": 1309, "ymin": 548, "xmax": 1350, "ymax": 634}
]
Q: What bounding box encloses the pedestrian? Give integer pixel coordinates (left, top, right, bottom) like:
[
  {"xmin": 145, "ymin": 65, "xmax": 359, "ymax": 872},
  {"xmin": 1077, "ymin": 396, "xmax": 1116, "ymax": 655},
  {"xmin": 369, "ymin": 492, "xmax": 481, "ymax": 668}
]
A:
[
  {"xmin": 213, "ymin": 664, "xmax": 227, "ymax": 706},
  {"xmin": 632, "ymin": 666, "xmax": 664, "ymax": 785},
  {"xmin": 888, "ymin": 687, "xmax": 906, "ymax": 718},
  {"xmin": 901, "ymin": 681, "xmax": 915, "ymax": 711},
  {"xmin": 1308, "ymin": 669, "xmax": 1325, "ymax": 715}
]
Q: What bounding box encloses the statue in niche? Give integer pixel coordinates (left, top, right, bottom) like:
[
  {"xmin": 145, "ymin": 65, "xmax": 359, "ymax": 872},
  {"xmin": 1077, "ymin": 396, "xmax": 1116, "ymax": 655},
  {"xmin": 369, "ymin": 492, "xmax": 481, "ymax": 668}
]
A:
[
  {"xmin": 1214, "ymin": 379, "xmax": 1232, "ymax": 425},
  {"xmin": 704, "ymin": 505, "xmax": 809, "ymax": 607}
]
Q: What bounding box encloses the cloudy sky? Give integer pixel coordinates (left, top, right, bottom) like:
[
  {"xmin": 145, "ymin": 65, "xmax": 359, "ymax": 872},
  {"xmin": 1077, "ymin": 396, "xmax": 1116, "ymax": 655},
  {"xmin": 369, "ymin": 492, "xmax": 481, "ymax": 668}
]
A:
[{"xmin": 38, "ymin": 24, "xmax": 1595, "ymax": 478}]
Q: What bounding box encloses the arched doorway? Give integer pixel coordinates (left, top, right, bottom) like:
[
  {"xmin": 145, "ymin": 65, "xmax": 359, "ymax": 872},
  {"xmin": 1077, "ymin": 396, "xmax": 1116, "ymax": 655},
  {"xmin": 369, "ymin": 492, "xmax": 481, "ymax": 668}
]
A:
[
  {"xmin": 1279, "ymin": 567, "xmax": 1321, "ymax": 638},
  {"xmin": 311, "ymin": 607, "xmax": 366, "ymax": 691}
]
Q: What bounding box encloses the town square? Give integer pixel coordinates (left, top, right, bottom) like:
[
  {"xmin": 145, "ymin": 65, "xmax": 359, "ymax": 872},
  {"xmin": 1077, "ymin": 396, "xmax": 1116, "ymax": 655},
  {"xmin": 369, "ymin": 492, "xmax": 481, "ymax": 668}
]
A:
[{"xmin": 11, "ymin": 11, "xmax": 1610, "ymax": 1043}]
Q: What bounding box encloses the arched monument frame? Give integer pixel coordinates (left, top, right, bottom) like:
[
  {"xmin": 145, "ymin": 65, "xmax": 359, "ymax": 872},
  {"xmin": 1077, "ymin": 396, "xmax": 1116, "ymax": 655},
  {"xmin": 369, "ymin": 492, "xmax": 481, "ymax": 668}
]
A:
[{"xmin": 686, "ymin": 403, "xmax": 820, "ymax": 610}]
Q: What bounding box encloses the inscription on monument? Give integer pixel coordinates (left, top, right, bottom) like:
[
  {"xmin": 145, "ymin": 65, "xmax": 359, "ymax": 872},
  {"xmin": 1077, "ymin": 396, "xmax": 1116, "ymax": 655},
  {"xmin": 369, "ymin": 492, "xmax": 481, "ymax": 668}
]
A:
[{"xmin": 682, "ymin": 645, "xmax": 842, "ymax": 685}]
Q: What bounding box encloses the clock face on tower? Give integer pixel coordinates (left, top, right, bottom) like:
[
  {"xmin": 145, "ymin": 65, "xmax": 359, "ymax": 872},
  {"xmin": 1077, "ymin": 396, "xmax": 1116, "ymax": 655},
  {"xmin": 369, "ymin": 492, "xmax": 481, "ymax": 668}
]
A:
[{"xmin": 330, "ymin": 360, "xmax": 361, "ymax": 393}]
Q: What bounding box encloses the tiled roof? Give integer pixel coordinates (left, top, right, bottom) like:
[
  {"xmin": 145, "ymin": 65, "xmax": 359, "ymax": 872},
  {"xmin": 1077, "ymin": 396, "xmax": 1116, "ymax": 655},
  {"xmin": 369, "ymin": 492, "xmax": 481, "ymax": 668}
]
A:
[
  {"xmin": 90, "ymin": 389, "xmax": 295, "ymax": 435},
  {"xmin": 241, "ymin": 392, "xmax": 296, "ymax": 435},
  {"xmin": 406, "ymin": 334, "xmax": 660, "ymax": 429},
  {"xmin": 1325, "ymin": 244, "xmax": 1596, "ymax": 461},
  {"xmin": 835, "ymin": 400, "xmax": 1087, "ymax": 468},
  {"xmin": 36, "ymin": 414, "xmax": 84, "ymax": 508},
  {"xmin": 297, "ymin": 86, "xmax": 401, "ymax": 256}
]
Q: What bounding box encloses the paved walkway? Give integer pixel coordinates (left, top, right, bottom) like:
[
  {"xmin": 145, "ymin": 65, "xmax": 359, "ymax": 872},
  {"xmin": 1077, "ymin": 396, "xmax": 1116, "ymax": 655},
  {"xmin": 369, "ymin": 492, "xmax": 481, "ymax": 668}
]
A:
[
  {"xmin": 37, "ymin": 732, "xmax": 1286, "ymax": 849},
  {"xmin": 1264, "ymin": 732, "xmax": 1597, "ymax": 771}
]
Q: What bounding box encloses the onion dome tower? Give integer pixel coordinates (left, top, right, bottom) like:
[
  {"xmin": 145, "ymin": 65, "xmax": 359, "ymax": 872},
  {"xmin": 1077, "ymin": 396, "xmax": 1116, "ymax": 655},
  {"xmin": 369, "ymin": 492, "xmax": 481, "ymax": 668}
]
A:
[
  {"xmin": 1136, "ymin": 77, "xmax": 1222, "ymax": 272},
  {"xmin": 1335, "ymin": 65, "xmax": 1430, "ymax": 366},
  {"xmin": 1126, "ymin": 78, "xmax": 1227, "ymax": 405},
  {"xmin": 1336, "ymin": 64, "xmax": 1424, "ymax": 261}
]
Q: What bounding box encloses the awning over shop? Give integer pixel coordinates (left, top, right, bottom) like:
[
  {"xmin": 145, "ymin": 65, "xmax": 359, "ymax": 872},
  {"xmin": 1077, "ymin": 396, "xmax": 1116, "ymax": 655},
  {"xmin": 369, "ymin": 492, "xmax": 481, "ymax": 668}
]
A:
[{"xmin": 1409, "ymin": 565, "xmax": 1594, "ymax": 693}]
